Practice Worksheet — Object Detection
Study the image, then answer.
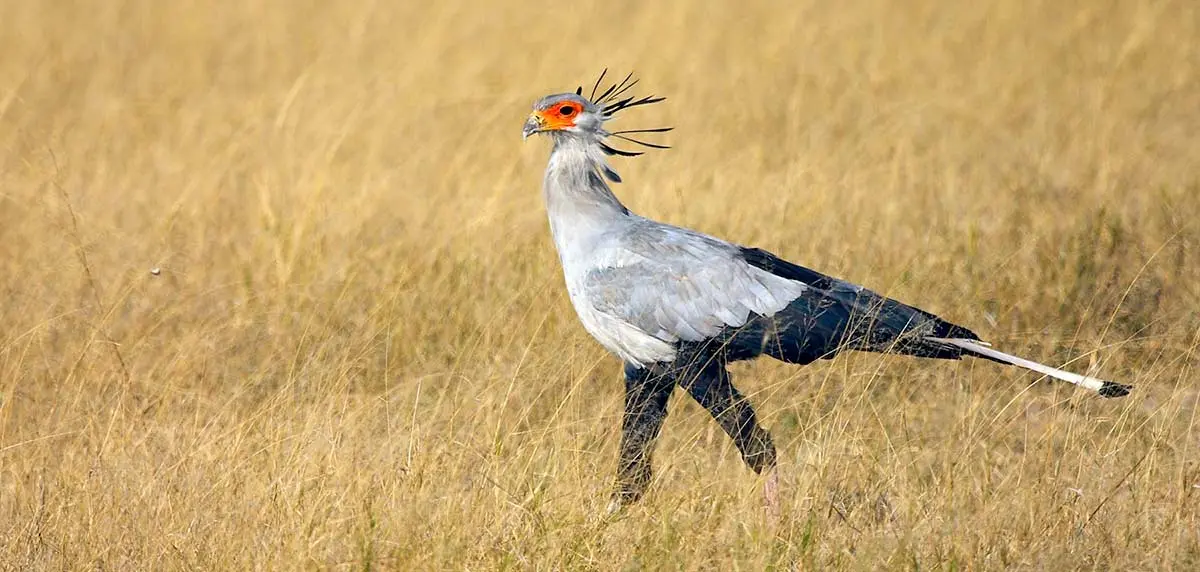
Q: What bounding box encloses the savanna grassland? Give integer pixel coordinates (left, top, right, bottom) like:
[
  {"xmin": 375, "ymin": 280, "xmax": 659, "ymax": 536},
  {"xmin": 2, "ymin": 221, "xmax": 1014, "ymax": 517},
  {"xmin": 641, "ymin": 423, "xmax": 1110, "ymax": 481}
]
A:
[{"xmin": 1, "ymin": 0, "xmax": 1199, "ymax": 569}]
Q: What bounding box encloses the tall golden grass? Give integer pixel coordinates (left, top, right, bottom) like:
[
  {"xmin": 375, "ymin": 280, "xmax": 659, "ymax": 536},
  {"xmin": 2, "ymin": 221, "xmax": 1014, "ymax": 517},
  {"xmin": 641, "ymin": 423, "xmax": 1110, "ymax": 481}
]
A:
[{"xmin": 1, "ymin": 0, "xmax": 1198, "ymax": 568}]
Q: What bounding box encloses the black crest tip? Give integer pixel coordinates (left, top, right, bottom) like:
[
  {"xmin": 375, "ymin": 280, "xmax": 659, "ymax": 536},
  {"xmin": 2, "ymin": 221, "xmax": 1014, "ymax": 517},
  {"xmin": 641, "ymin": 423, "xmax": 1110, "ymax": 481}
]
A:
[{"xmin": 589, "ymin": 68, "xmax": 608, "ymax": 101}]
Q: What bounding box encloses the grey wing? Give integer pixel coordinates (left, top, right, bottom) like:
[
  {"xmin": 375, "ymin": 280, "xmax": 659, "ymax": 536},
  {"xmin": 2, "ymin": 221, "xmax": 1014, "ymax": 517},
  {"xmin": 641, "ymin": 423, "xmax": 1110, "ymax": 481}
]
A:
[{"xmin": 583, "ymin": 228, "xmax": 808, "ymax": 345}]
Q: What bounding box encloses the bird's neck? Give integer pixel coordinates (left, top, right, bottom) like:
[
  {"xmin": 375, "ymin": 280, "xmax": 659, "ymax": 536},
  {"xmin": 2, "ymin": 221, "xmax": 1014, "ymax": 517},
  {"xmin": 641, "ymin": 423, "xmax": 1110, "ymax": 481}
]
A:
[{"xmin": 543, "ymin": 137, "xmax": 631, "ymax": 263}]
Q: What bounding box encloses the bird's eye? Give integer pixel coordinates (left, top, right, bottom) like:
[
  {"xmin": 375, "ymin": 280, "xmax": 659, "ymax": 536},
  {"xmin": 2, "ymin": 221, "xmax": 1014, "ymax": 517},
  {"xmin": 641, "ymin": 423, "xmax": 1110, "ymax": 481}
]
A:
[{"xmin": 559, "ymin": 105, "xmax": 576, "ymax": 116}]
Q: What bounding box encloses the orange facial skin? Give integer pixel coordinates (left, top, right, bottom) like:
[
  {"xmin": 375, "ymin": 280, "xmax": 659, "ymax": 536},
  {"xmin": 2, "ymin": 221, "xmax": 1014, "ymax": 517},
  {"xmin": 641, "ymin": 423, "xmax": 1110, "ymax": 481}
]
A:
[{"xmin": 534, "ymin": 101, "xmax": 581, "ymax": 131}]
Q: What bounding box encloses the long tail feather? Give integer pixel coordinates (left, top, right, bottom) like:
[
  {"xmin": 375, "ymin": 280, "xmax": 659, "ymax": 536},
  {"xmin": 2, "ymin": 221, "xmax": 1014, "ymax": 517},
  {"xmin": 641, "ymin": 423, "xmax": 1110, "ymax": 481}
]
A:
[{"xmin": 927, "ymin": 337, "xmax": 1132, "ymax": 398}]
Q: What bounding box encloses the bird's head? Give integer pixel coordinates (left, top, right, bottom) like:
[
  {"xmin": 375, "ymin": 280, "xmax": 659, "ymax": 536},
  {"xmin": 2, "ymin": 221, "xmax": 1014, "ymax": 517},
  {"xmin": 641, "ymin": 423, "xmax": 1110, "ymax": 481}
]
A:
[
  {"xmin": 522, "ymin": 93, "xmax": 602, "ymax": 139},
  {"xmin": 522, "ymin": 71, "xmax": 671, "ymax": 159}
]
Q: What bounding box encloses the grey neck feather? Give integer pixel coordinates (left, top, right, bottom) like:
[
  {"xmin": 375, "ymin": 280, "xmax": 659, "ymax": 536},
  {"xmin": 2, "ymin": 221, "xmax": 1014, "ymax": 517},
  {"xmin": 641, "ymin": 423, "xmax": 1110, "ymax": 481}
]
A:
[
  {"xmin": 543, "ymin": 136, "xmax": 628, "ymax": 215},
  {"xmin": 542, "ymin": 136, "xmax": 632, "ymax": 265}
]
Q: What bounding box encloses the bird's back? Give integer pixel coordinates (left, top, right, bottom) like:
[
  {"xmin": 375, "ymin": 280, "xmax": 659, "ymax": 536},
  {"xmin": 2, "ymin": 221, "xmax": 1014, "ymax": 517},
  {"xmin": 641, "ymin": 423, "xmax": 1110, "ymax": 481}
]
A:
[
  {"xmin": 532, "ymin": 89, "xmax": 980, "ymax": 370},
  {"xmin": 577, "ymin": 215, "xmax": 986, "ymax": 368}
]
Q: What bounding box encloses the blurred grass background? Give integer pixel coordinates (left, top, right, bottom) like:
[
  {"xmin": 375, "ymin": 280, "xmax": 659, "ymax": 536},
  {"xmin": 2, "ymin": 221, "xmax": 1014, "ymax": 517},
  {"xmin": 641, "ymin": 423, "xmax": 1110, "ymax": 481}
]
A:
[{"xmin": 1, "ymin": 0, "xmax": 1198, "ymax": 569}]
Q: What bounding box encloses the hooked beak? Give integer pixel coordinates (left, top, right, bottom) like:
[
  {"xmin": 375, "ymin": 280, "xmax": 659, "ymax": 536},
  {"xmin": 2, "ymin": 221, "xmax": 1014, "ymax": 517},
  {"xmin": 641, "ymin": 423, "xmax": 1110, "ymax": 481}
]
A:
[{"xmin": 522, "ymin": 113, "xmax": 545, "ymax": 140}]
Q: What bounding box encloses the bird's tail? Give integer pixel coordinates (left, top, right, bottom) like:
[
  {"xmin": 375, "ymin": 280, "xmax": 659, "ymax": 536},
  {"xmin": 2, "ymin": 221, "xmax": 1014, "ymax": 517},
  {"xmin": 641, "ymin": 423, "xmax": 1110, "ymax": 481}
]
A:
[{"xmin": 927, "ymin": 337, "xmax": 1132, "ymax": 398}]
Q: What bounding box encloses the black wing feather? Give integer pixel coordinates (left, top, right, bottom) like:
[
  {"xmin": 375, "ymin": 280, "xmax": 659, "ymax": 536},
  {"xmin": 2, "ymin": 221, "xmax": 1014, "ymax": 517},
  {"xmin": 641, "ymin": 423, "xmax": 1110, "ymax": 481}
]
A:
[{"xmin": 686, "ymin": 247, "xmax": 988, "ymax": 364}]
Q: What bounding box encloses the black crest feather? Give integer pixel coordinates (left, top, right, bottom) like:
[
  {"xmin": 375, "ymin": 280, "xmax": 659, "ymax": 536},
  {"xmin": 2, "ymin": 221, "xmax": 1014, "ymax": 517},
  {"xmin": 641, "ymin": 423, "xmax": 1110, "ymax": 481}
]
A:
[{"xmin": 585, "ymin": 70, "xmax": 671, "ymax": 157}]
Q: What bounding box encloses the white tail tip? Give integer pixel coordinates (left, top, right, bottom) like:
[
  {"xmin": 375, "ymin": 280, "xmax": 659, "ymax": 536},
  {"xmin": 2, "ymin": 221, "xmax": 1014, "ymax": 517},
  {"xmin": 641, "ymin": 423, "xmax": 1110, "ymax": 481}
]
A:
[{"xmin": 928, "ymin": 337, "xmax": 1131, "ymax": 398}]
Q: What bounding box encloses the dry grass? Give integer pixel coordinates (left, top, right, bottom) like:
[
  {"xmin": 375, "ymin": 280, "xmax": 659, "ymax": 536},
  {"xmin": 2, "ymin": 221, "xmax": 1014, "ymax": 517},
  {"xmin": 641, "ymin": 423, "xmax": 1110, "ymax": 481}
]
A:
[{"xmin": 1, "ymin": 0, "xmax": 1199, "ymax": 569}]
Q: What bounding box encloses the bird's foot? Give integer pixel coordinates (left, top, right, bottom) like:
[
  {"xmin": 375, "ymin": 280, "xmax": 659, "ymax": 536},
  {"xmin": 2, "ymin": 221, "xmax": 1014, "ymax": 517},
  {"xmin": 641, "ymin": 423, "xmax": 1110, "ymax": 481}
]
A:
[
  {"xmin": 605, "ymin": 498, "xmax": 624, "ymax": 517},
  {"xmin": 605, "ymin": 488, "xmax": 639, "ymax": 517}
]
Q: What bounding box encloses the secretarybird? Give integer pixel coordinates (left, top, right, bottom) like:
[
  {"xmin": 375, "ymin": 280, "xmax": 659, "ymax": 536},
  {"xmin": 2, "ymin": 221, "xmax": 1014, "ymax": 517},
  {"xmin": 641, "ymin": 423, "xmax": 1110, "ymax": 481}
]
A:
[{"xmin": 521, "ymin": 72, "xmax": 1131, "ymax": 513}]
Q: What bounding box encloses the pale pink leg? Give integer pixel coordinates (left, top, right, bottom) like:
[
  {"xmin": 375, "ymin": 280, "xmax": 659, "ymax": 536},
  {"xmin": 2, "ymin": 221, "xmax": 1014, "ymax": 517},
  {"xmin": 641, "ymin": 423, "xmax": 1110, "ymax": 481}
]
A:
[{"xmin": 763, "ymin": 468, "xmax": 780, "ymax": 524}]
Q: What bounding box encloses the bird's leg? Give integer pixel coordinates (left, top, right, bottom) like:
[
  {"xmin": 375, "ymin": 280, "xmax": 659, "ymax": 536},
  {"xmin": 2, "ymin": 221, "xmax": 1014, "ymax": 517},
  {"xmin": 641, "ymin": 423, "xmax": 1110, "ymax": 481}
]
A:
[
  {"xmin": 678, "ymin": 360, "xmax": 779, "ymax": 517},
  {"xmin": 610, "ymin": 363, "xmax": 675, "ymax": 513},
  {"xmin": 762, "ymin": 467, "xmax": 780, "ymax": 524}
]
